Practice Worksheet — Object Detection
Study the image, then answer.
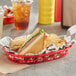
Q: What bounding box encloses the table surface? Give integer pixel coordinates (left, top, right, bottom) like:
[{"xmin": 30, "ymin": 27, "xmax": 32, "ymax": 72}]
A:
[
  {"xmin": 1, "ymin": 22, "xmax": 76, "ymax": 76},
  {"xmin": 0, "ymin": 0, "xmax": 76, "ymax": 76}
]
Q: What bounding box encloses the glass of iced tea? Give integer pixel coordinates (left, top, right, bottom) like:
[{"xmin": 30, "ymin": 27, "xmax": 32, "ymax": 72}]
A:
[{"xmin": 11, "ymin": 0, "xmax": 33, "ymax": 30}]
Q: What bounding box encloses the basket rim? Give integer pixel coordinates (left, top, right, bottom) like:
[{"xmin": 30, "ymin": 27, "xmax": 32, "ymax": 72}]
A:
[
  {"xmin": 2, "ymin": 45, "xmax": 72, "ymax": 57},
  {"xmin": 4, "ymin": 16, "xmax": 14, "ymax": 19}
]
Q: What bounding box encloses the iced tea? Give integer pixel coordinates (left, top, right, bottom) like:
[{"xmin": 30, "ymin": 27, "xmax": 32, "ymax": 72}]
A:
[{"xmin": 12, "ymin": 1, "xmax": 31, "ymax": 30}]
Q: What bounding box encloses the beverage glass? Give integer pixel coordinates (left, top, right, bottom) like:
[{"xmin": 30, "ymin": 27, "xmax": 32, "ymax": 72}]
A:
[
  {"xmin": 38, "ymin": 0, "xmax": 55, "ymax": 25},
  {"xmin": 0, "ymin": 6, "xmax": 4, "ymax": 38},
  {"xmin": 11, "ymin": 0, "xmax": 33, "ymax": 30}
]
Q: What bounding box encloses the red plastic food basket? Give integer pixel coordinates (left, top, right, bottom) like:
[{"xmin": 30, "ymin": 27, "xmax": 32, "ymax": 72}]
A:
[
  {"xmin": 2, "ymin": 45, "xmax": 72, "ymax": 64},
  {"xmin": 3, "ymin": 16, "xmax": 14, "ymax": 25}
]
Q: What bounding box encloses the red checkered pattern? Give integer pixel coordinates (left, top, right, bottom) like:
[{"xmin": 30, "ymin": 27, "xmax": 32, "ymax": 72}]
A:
[
  {"xmin": 3, "ymin": 16, "xmax": 14, "ymax": 24},
  {"xmin": 3, "ymin": 45, "xmax": 72, "ymax": 64}
]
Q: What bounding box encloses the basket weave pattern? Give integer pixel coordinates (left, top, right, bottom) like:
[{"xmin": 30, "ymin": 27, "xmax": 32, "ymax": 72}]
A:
[
  {"xmin": 3, "ymin": 45, "xmax": 72, "ymax": 64},
  {"xmin": 3, "ymin": 16, "xmax": 14, "ymax": 24}
]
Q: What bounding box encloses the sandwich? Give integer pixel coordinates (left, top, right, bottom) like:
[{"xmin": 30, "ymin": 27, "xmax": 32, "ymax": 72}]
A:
[
  {"xmin": 9, "ymin": 28, "xmax": 66, "ymax": 55},
  {"xmin": 10, "ymin": 37, "xmax": 27, "ymax": 51},
  {"xmin": 18, "ymin": 28, "xmax": 46, "ymax": 55}
]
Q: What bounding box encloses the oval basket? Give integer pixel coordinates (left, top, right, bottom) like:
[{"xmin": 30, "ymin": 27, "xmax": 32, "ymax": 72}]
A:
[
  {"xmin": 3, "ymin": 16, "xmax": 14, "ymax": 25},
  {"xmin": 2, "ymin": 45, "xmax": 72, "ymax": 64}
]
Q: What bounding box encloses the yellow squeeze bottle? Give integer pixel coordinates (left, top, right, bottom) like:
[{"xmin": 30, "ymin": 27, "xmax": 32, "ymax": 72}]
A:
[{"xmin": 38, "ymin": 0, "xmax": 55, "ymax": 25}]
